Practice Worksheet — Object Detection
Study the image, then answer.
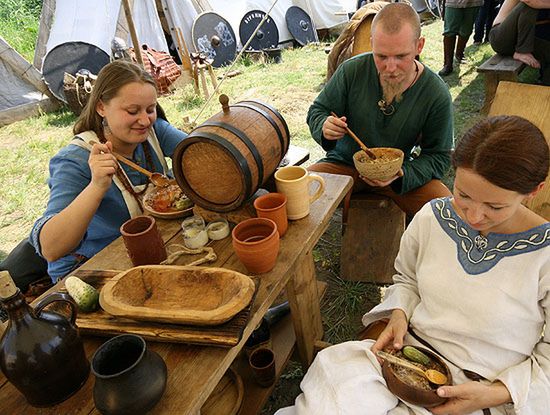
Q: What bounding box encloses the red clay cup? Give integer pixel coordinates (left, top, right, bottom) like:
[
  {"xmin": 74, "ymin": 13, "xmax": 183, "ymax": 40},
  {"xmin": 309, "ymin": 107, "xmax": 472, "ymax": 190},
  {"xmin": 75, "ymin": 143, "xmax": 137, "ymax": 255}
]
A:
[
  {"xmin": 120, "ymin": 216, "xmax": 167, "ymax": 266},
  {"xmin": 249, "ymin": 347, "xmax": 276, "ymax": 387},
  {"xmin": 253, "ymin": 193, "xmax": 288, "ymax": 237},
  {"xmin": 231, "ymin": 218, "xmax": 280, "ymax": 274}
]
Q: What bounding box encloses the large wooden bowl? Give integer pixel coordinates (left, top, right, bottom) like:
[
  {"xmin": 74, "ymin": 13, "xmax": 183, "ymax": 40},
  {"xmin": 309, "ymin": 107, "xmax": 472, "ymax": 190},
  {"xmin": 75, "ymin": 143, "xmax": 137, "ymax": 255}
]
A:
[
  {"xmin": 382, "ymin": 346, "xmax": 452, "ymax": 408},
  {"xmin": 99, "ymin": 265, "xmax": 255, "ymax": 325}
]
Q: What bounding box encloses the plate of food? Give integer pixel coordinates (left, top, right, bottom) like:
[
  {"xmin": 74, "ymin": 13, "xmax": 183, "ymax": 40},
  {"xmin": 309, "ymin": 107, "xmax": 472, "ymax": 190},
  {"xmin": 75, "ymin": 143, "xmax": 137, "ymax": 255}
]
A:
[{"xmin": 142, "ymin": 181, "xmax": 194, "ymax": 219}]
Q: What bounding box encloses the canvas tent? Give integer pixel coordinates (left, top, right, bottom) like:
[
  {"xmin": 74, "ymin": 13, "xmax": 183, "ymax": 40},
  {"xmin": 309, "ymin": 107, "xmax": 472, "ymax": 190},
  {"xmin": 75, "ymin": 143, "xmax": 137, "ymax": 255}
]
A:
[
  {"xmin": 0, "ymin": 36, "xmax": 59, "ymax": 127},
  {"xmin": 2, "ymin": 0, "xmax": 358, "ymax": 127}
]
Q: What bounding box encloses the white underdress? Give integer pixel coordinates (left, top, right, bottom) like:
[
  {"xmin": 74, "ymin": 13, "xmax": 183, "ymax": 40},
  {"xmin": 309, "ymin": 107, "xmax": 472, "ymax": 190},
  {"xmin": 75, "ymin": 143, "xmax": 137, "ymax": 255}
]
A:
[{"xmin": 276, "ymin": 198, "xmax": 550, "ymax": 415}]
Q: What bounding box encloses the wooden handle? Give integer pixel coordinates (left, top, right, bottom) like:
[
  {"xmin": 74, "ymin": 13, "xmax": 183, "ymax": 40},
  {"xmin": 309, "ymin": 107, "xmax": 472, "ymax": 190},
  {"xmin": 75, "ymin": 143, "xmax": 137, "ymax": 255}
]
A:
[
  {"xmin": 376, "ymin": 351, "xmax": 425, "ymax": 375},
  {"xmin": 330, "ymin": 112, "xmax": 376, "ymax": 159},
  {"xmin": 90, "ymin": 140, "xmax": 153, "ymax": 178}
]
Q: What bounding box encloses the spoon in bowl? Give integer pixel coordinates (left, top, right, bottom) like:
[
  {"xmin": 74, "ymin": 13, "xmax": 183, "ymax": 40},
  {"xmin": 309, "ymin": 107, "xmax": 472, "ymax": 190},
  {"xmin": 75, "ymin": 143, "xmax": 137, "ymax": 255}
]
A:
[
  {"xmin": 376, "ymin": 350, "xmax": 448, "ymax": 385},
  {"xmin": 90, "ymin": 140, "xmax": 171, "ymax": 187},
  {"xmin": 330, "ymin": 111, "xmax": 377, "ymax": 160}
]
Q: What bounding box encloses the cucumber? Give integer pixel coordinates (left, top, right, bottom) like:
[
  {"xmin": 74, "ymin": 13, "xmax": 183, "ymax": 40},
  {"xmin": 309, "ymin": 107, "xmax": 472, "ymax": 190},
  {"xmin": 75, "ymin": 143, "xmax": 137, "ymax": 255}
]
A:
[
  {"xmin": 402, "ymin": 346, "xmax": 431, "ymax": 366},
  {"xmin": 65, "ymin": 276, "xmax": 99, "ymax": 313}
]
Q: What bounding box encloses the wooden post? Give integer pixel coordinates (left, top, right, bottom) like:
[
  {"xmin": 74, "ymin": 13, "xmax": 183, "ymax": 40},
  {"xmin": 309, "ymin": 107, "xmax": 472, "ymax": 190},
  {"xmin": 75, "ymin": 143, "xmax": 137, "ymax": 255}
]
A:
[
  {"xmin": 122, "ymin": 0, "xmax": 144, "ymax": 67},
  {"xmin": 33, "ymin": 0, "xmax": 56, "ymax": 69},
  {"xmin": 286, "ymin": 250, "xmax": 323, "ymax": 368}
]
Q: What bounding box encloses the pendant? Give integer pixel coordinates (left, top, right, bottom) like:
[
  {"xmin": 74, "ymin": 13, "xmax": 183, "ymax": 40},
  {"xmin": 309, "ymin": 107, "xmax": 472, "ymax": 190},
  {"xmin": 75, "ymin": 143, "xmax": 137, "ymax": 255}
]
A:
[{"xmin": 378, "ymin": 99, "xmax": 395, "ymax": 116}]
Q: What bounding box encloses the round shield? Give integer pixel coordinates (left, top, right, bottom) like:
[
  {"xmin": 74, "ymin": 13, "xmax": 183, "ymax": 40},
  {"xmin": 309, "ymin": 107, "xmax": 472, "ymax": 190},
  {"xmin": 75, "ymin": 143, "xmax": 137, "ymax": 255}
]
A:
[
  {"xmin": 42, "ymin": 41, "xmax": 110, "ymax": 102},
  {"xmin": 192, "ymin": 12, "xmax": 237, "ymax": 68},
  {"xmin": 285, "ymin": 6, "xmax": 317, "ymax": 46},
  {"xmin": 239, "ymin": 10, "xmax": 279, "ymax": 51}
]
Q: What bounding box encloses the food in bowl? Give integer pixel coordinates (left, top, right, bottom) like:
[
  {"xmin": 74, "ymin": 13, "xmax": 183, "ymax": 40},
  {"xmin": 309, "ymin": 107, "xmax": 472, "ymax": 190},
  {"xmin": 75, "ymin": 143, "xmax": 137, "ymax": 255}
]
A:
[
  {"xmin": 353, "ymin": 147, "xmax": 404, "ymax": 182},
  {"xmin": 144, "ymin": 183, "xmax": 193, "ymax": 213},
  {"xmin": 381, "ymin": 346, "xmax": 452, "ymax": 408}
]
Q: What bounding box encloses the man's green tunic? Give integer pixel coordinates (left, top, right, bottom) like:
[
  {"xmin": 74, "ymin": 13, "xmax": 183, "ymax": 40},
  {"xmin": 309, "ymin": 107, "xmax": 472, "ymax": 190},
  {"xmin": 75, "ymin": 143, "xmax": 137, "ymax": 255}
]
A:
[{"xmin": 307, "ymin": 53, "xmax": 453, "ymax": 194}]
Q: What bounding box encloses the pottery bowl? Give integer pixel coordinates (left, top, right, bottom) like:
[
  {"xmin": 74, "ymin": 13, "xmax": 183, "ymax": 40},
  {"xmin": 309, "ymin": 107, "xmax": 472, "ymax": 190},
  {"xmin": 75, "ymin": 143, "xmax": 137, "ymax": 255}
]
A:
[
  {"xmin": 232, "ymin": 218, "xmax": 280, "ymax": 274},
  {"xmin": 381, "ymin": 346, "xmax": 452, "ymax": 408},
  {"xmin": 353, "ymin": 147, "xmax": 404, "ymax": 181}
]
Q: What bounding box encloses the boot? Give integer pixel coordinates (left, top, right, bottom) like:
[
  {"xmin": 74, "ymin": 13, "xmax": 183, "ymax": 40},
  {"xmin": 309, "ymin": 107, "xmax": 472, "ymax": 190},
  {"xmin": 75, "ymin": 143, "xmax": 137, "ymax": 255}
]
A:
[
  {"xmin": 438, "ymin": 35, "xmax": 456, "ymax": 77},
  {"xmin": 455, "ymin": 36, "xmax": 468, "ymax": 64}
]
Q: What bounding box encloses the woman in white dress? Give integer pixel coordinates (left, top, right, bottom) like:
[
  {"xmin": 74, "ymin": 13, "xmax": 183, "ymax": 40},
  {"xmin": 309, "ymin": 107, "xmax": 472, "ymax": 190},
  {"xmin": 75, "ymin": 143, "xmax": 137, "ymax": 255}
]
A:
[{"xmin": 276, "ymin": 115, "xmax": 550, "ymax": 415}]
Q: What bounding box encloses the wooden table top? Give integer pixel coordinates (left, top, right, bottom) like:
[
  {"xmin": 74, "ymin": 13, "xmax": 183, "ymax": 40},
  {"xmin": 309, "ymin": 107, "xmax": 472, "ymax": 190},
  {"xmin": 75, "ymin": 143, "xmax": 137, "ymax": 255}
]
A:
[{"xmin": 0, "ymin": 173, "xmax": 352, "ymax": 415}]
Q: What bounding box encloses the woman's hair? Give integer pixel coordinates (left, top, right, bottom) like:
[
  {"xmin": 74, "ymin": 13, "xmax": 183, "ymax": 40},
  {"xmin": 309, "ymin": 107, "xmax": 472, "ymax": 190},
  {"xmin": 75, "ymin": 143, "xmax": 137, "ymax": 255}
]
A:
[
  {"xmin": 452, "ymin": 115, "xmax": 549, "ymax": 194},
  {"xmin": 73, "ymin": 60, "xmax": 157, "ymax": 138}
]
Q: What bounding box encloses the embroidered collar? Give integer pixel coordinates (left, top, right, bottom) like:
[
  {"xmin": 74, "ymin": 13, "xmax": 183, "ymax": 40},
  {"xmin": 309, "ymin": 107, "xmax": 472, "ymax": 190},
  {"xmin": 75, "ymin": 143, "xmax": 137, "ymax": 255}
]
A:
[{"xmin": 431, "ymin": 198, "xmax": 550, "ymax": 275}]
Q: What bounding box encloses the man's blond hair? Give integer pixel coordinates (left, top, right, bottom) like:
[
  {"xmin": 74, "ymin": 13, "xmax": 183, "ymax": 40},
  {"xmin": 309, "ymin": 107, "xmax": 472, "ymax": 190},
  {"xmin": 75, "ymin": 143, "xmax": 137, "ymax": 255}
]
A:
[{"xmin": 371, "ymin": 3, "xmax": 421, "ymax": 40}]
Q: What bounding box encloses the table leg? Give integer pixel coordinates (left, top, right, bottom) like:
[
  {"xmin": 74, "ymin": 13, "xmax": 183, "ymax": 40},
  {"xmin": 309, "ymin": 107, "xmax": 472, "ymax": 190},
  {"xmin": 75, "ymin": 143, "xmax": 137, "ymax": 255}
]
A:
[{"xmin": 286, "ymin": 250, "xmax": 323, "ymax": 368}]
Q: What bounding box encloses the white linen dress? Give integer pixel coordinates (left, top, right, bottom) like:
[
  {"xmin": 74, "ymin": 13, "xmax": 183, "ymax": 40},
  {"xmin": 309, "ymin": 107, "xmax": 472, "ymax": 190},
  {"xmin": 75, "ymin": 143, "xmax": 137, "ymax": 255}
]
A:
[{"xmin": 276, "ymin": 198, "xmax": 550, "ymax": 415}]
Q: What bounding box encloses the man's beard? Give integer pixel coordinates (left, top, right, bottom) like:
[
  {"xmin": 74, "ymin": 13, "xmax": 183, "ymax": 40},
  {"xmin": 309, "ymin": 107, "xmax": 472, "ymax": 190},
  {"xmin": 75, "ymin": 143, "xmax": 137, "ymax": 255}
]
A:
[{"xmin": 381, "ymin": 78, "xmax": 405, "ymax": 105}]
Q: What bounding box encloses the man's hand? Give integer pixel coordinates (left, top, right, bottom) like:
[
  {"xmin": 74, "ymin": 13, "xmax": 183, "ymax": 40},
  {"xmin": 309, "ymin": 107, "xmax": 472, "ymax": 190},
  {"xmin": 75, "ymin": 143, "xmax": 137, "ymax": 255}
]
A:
[
  {"xmin": 360, "ymin": 169, "xmax": 403, "ymax": 187},
  {"xmin": 322, "ymin": 115, "xmax": 348, "ymax": 140},
  {"xmin": 431, "ymin": 381, "xmax": 513, "ymax": 415}
]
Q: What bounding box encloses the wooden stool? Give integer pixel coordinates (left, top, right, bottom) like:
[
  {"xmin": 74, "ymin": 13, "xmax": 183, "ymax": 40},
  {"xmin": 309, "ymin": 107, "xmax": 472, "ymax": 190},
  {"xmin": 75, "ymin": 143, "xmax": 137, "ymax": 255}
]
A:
[
  {"xmin": 340, "ymin": 194, "xmax": 405, "ymax": 284},
  {"xmin": 477, "ymin": 54, "xmax": 526, "ymax": 113}
]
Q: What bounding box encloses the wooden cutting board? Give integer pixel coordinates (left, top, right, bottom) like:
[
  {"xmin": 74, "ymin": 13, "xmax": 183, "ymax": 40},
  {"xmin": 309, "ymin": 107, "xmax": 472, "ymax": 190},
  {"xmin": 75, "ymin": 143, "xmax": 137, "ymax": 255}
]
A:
[{"xmin": 59, "ymin": 269, "xmax": 256, "ymax": 347}]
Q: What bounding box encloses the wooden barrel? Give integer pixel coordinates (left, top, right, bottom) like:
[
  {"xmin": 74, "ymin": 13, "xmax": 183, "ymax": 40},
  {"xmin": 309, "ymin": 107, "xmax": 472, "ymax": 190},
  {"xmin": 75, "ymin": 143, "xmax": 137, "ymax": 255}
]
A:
[{"xmin": 173, "ymin": 95, "xmax": 290, "ymax": 212}]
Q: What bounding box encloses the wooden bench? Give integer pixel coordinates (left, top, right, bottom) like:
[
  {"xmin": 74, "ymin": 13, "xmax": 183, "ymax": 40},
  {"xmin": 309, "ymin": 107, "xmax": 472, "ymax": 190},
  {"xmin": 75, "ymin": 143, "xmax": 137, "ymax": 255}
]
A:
[
  {"xmin": 477, "ymin": 54, "xmax": 526, "ymax": 113},
  {"xmin": 340, "ymin": 194, "xmax": 405, "ymax": 284}
]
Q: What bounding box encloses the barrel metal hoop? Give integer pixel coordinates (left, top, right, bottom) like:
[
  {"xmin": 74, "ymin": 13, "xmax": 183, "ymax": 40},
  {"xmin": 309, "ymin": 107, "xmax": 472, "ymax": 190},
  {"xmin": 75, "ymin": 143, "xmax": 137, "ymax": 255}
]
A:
[
  {"xmin": 196, "ymin": 131, "xmax": 253, "ymax": 200},
  {"xmin": 200, "ymin": 121, "xmax": 264, "ymax": 182},
  {"xmin": 240, "ymin": 100, "xmax": 290, "ymax": 149},
  {"xmin": 232, "ymin": 103, "xmax": 286, "ymax": 159}
]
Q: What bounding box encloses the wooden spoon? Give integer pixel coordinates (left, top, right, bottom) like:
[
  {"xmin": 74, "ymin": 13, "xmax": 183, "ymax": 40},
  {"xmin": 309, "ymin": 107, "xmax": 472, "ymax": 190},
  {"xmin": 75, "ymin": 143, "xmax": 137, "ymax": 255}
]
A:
[
  {"xmin": 89, "ymin": 141, "xmax": 171, "ymax": 187},
  {"xmin": 330, "ymin": 111, "xmax": 376, "ymax": 160},
  {"xmin": 376, "ymin": 351, "xmax": 448, "ymax": 385}
]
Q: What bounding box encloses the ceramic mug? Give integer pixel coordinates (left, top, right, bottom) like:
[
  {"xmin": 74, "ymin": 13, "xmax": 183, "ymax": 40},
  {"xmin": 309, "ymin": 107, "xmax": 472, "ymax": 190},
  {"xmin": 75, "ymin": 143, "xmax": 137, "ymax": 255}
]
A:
[
  {"xmin": 274, "ymin": 166, "xmax": 325, "ymax": 220},
  {"xmin": 249, "ymin": 347, "xmax": 276, "ymax": 387},
  {"xmin": 253, "ymin": 193, "xmax": 288, "ymax": 237},
  {"xmin": 120, "ymin": 216, "xmax": 167, "ymax": 266}
]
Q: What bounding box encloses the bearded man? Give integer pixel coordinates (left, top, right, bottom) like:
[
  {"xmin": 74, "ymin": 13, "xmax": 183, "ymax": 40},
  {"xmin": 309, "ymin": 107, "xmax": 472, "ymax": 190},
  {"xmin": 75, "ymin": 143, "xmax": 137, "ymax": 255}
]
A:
[{"xmin": 307, "ymin": 2, "xmax": 453, "ymax": 217}]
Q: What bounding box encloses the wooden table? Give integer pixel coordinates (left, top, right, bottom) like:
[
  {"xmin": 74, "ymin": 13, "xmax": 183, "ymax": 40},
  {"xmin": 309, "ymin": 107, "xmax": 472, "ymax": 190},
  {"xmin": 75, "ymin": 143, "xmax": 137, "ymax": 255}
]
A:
[{"xmin": 0, "ymin": 173, "xmax": 352, "ymax": 415}]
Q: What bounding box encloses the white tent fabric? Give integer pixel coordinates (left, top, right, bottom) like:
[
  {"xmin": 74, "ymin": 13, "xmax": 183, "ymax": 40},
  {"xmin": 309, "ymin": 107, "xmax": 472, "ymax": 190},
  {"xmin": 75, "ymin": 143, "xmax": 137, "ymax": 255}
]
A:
[
  {"xmin": 164, "ymin": 0, "xmax": 199, "ymax": 53},
  {"xmin": 0, "ymin": 59, "xmax": 43, "ymax": 111},
  {"xmin": 44, "ymin": 0, "xmax": 121, "ymax": 65},
  {"xmin": 294, "ymin": 0, "xmax": 348, "ymax": 29},
  {"xmin": 131, "ymin": 0, "xmax": 170, "ymax": 52}
]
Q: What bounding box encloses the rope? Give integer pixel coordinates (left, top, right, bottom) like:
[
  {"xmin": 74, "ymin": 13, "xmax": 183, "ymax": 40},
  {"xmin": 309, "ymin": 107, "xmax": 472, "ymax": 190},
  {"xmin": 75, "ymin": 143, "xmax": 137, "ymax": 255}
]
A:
[
  {"xmin": 161, "ymin": 244, "xmax": 217, "ymax": 266},
  {"xmin": 192, "ymin": 0, "xmax": 282, "ymax": 125}
]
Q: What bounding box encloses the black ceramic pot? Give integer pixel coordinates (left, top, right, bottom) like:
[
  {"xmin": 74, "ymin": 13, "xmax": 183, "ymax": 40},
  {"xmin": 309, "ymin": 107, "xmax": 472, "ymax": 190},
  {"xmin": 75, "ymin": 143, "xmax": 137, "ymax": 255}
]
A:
[{"xmin": 91, "ymin": 334, "xmax": 167, "ymax": 415}]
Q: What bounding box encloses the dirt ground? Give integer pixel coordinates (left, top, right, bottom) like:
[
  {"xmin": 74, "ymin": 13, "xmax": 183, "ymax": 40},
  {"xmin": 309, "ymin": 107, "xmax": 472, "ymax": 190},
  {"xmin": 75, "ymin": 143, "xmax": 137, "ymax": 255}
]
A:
[{"xmin": 260, "ymin": 207, "xmax": 383, "ymax": 414}]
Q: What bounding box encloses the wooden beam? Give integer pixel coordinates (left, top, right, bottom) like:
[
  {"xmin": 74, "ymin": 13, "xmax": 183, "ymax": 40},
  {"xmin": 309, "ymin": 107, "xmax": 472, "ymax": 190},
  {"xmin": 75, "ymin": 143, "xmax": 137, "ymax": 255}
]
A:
[
  {"xmin": 122, "ymin": 0, "xmax": 144, "ymax": 67},
  {"xmin": 0, "ymin": 36, "xmax": 51, "ymax": 95},
  {"xmin": 0, "ymin": 98, "xmax": 61, "ymax": 127},
  {"xmin": 33, "ymin": 0, "xmax": 56, "ymax": 70}
]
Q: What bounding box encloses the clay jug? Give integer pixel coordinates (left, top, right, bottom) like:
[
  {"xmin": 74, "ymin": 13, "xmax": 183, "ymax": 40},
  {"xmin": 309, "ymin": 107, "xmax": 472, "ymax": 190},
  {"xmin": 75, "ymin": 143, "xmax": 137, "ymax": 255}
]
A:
[
  {"xmin": 91, "ymin": 334, "xmax": 167, "ymax": 414},
  {"xmin": 0, "ymin": 271, "xmax": 89, "ymax": 407}
]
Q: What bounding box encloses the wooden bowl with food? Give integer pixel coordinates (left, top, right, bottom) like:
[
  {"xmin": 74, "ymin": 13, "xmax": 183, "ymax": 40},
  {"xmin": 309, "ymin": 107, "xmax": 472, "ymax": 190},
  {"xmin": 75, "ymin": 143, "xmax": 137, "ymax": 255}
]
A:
[
  {"xmin": 353, "ymin": 147, "xmax": 404, "ymax": 182},
  {"xmin": 142, "ymin": 181, "xmax": 193, "ymax": 219},
  {"xmin": 381, "ymin": 345, "xmax": 452, "ymax": 408}
]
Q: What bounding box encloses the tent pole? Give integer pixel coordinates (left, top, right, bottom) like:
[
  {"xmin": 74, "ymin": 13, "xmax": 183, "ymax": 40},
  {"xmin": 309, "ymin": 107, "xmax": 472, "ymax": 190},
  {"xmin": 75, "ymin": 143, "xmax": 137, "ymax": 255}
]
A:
[{"xmin": 122, "ymin": 0, "xmax": 144, "ymax": 67}]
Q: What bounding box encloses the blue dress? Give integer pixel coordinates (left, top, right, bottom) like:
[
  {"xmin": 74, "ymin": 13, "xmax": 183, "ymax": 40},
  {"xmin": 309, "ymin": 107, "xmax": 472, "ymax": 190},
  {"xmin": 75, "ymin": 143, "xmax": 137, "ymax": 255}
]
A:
[{"xmin": 30, "ymin": 118, "xmax": 186, "ymax": 281}]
